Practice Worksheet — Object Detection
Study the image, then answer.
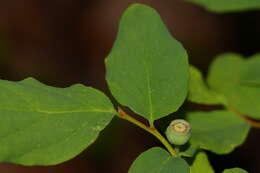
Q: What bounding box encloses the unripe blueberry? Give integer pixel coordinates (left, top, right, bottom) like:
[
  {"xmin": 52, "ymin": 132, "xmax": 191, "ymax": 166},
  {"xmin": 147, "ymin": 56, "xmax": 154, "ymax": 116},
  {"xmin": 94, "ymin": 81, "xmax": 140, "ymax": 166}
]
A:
[{"xmin": 165, "ymin": 119, "xmax": 191, "ymax": 146}]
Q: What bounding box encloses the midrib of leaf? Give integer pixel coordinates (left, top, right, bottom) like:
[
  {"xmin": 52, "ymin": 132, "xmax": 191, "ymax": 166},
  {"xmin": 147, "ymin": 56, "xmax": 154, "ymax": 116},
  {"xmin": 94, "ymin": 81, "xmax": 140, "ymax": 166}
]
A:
[
  {"xmin": 0, "ymin": 108, "xmax": 114, "ymax": 114},
  {"xmin": 35, "ymin": 109, "xmax": 114, "ymax": 114},
  {"xmin": 141, "ymin": 56, "xmax": 154, "ymax": 124},
  {"xmin": 155, "ymin": 156, "xmax": 171, "ymax": 173},
  {"xmin": 0, "ymin": 110, "xmax": 113, "ymax": 141},
  {"xmin": 1, "ymin": 110, "xmax": 113, "ymax": 163}
]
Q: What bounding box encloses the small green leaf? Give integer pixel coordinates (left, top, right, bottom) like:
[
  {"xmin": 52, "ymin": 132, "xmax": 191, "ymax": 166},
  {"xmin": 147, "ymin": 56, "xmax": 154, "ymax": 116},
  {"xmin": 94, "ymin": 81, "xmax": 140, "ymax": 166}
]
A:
[
  {"xmin": 207, "ymin": 53, "xmax": 260, "ymax": 119},
  {"xmin": 190, "ymin": 152, "xmax": 214, "ymax": 173},
  {"xmin": 106, "ymin": 4, "xmax": 189, "ymax": 123},
  {"xmin": 0, "ymin": 78, "xmax": 115, "ymax": 165},
  {"xmin": 188, "ymin": 65, "xmax": 227, "ymax": 105},
  {"xmin": 128, "ymin": 147, "xmax": 190, "ymax": 173},
  {"xmin": 223, "ymin": 168, "xmax": 248, "ymax": 173},
  {"xmin": 187, "ymin": 110, "xmax": 250, "ymax": 154},
  {"xmin": 185, "ymin": 0, "xmax": 260, "ymax": 13}
]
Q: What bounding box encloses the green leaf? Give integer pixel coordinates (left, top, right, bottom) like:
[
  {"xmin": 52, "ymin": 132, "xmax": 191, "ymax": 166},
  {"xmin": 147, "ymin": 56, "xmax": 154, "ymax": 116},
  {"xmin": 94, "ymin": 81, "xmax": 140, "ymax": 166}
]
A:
[
  {"xmin": 128, "ymin": 147, "xmax": 190, "ymax": 173},
  {"xmin": 190, "ymin": 152, "xmax": 214, "ymax": 173},
  {"xmin": 240, "ymin": 54, "xmax": 260, "ymax": 86},
  {"xmin": 188, "ymin": 65, "xmax": 227, "ymax": 105},
  {"xmin": 207, "ymin": 53, "xmax": 260, "ymax": 119},
  {"xmin": 185, "ymin": 0, "xmax": 260, "ymax": 13},
  {"xmin": 0, "ymin": 78, "xmax": 115, "ymax": 165},
  {"xmin": 187, "ymin": 110, "xmax": 250, "ymax": 154},
  {"xmin": 106, "ymin": 4, "xmax": 189, "ymax": 123},
  {"xmin": 223, "ymin": 168, "xmax": 248, "ymax": 173}
]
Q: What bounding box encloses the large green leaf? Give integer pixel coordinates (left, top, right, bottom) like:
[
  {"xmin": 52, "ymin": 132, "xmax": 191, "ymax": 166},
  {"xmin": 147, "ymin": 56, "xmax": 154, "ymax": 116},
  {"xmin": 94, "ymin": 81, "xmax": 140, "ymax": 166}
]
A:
[
  {"xmin": 106, "ymin": 4, "xmax": 189, "ymax": 123},
  {"xmin": 185, "ymin": 0, "xmax": 260, "ymax": 13},
  {"xmin": 188, "ymin": 65, "xmax": 227, "ymax": 105},
  {"xmin": 0, "ymin": 78, "xmax": 115, "ymax": 165},
  {"xmin": 223, "ymin": 168, "xmax": 248, "ymax": 173},
  {"xmin": 187, "ymin": 110, "xmax": 250, "ymax": 154},
  {"xmin": 190, "ymin": 152, "xmax": 214, "ymax": 173},
  {"xmin": 128, "ymin": 147, "xmax": 190, "ymax": 173},
  {"xmin": 207, "ymin": 53, "xmax": 260, "ymax": 119}
]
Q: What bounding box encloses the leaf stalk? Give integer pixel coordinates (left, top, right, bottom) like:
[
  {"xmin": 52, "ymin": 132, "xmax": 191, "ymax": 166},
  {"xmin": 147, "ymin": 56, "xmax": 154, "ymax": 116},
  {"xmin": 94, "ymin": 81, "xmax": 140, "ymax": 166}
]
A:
[
  {"xmin": 117, "ymin": 107, "xmax": 178, "ymax": 157},
  {"xmin": 228, "ymin": 106, "xmax": 260, "ymax": 128}
]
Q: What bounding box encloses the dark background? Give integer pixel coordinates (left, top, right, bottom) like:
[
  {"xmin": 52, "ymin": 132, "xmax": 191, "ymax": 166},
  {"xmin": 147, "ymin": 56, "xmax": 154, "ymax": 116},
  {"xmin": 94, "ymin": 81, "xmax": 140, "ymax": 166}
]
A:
[{"xmin": 0, "ymin": 0, "xmax": 259, "ymax": 172}]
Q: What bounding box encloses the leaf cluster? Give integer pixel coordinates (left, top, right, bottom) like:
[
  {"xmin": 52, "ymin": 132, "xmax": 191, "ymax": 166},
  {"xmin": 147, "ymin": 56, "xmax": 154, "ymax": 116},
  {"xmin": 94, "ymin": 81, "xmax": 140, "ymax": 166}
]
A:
[{"xmin": 0, "ymin": 3, "xmax": 256, "ymax": 173}]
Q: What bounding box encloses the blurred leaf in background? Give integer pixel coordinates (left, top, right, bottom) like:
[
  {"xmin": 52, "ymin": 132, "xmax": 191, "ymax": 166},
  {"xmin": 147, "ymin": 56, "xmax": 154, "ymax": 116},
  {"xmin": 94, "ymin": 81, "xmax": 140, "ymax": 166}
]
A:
[{"xmin": 185, "ymin": 0, "xmax": 260, "ymax": 12}]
